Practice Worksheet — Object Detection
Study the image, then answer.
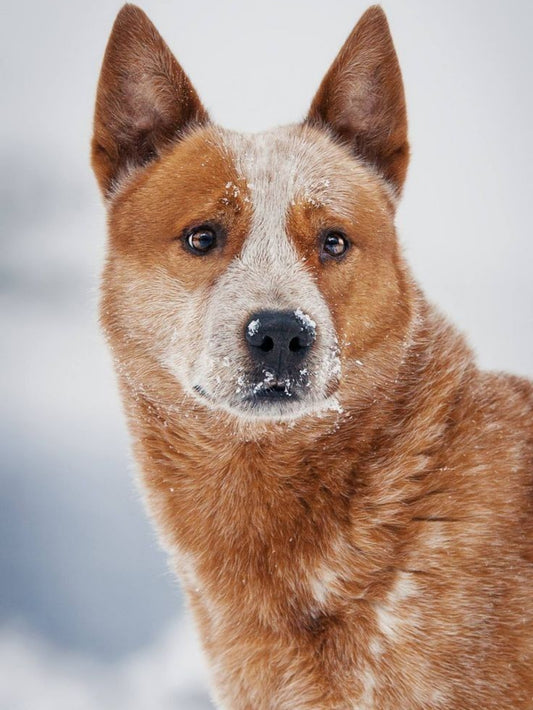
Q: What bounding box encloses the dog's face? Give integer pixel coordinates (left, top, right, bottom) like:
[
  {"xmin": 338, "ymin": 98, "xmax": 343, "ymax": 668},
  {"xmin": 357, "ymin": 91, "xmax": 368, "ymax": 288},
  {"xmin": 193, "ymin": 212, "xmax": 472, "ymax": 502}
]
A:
[{"xmin": 93, "ymin": 5, "xmax": 412, "ymax": 422}]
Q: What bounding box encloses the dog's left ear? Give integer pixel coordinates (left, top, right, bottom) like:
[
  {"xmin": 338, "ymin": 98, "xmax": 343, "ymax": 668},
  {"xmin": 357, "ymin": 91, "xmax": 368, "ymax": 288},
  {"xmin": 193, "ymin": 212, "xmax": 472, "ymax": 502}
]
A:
[
  {"xmin": 91, "ymin": 4, "xmax": 209, "ymax": 198},
  {"xmin": 306, "ymin": 6, "xmax": 408, "ymax": 195}
]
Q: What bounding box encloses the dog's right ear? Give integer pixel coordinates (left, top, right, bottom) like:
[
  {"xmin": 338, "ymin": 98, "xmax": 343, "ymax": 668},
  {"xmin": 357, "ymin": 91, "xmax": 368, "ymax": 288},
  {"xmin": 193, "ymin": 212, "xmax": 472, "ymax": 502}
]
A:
[
  {"xmin": 91, "ymin": 4, "xmax": 209, "ymax": 198},
  {"xmin": 306, "ymin": 6, "xmax": 408, "ymax": 196}
]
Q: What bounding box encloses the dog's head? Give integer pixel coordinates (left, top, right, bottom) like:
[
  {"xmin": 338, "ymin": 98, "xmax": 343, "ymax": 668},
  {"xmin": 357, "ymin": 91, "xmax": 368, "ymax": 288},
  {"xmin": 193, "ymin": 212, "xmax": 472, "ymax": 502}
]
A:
[{"xmin": 93, "ymin": 5, "xmax": 414, "ymax": 422}]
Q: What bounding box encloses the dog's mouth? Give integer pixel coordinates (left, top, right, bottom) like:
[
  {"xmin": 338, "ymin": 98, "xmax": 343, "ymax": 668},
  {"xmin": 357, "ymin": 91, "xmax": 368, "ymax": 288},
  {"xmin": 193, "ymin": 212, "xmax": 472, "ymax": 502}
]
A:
[
  {"xmin": 241, "ymin": 367, "xmax": 308, "ymax": 407},
  {"xmin": 247, "ymin": 375, "xmax": 300, "ymax": 403},
  {"xmin": 191, "ymin": 351, "xmax": 341, "ymax": 420},
  {"xmin": 193, "ymin": 384, "xmax": 213, "ymax": 400},
  {"xmin": 192, "ymin": 368, "xmax": 312, "ymax": 417},
  {"xmin": 253, "ymin": 384, "xmax": 295, "ymax": 400}
]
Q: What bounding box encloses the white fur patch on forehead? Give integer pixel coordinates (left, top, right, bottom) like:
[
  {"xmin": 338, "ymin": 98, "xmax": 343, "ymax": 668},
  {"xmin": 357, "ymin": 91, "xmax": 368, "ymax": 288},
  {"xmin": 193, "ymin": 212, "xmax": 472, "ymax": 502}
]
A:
[
  {"xmin": 209, "ymin": 125, "xmax": 346, "ymax": 309},
  {"xmin": 217, "ymin": 123, "xmax": 384, "ymax": 243}
]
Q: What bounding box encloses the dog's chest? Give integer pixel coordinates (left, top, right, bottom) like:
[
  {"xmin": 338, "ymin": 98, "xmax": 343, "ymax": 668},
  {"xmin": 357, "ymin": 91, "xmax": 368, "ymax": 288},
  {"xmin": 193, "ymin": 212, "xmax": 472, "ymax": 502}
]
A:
[
  {"xmin": 175, "ymin": 520, "xmax": 445, "ymax": 710},
  {"xmin": 190, "ymin": 580, "xmax": 443, "ymax": 710}
]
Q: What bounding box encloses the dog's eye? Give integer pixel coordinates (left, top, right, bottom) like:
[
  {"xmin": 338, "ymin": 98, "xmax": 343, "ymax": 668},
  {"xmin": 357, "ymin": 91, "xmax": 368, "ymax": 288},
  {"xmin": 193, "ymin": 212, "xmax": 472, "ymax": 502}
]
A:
[
  {"xmin": 184, "ymin": 226, "xmax": 218, "ymax": 255},
  {"xmin": 321, "ymin": 231, "xmax": 350, "ymax": 259}
]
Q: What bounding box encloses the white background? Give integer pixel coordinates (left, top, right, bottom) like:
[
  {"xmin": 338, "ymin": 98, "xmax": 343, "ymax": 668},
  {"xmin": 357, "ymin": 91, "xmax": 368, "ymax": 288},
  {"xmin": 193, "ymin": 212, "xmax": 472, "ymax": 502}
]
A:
[{"xmin": 1, "ymin": 1, "xmax": 532, "ymax": 707}]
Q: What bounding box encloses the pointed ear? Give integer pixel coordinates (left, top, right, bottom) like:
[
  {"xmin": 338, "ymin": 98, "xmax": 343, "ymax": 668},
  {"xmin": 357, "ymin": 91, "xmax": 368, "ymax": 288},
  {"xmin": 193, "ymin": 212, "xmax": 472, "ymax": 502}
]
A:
[
  {"xmin": 91, "ymin": 4, "xmax": 209, "ymax": 197},
  {"xmin": 306, "ymin": 6, "xmax": 408, "ymax": 195}
]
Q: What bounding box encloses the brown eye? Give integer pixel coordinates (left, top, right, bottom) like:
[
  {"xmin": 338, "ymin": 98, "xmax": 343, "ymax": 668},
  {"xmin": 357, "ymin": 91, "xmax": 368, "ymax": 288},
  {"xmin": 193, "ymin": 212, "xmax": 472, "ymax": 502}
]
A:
[
  {"xmin": 322, "ymin": 231, "xmax": 350, "ymax": 259},
  {"xmin": 184, "ymin": 226, "xmax": 218, "ymax": 255}
]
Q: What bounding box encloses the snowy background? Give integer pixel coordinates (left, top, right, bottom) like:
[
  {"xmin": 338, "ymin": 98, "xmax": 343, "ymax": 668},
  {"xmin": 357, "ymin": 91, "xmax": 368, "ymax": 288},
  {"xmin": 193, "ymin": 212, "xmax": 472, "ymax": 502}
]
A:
[{"xmin": 1, "ymin": 0, "xmax": 532, "ymax": 708}]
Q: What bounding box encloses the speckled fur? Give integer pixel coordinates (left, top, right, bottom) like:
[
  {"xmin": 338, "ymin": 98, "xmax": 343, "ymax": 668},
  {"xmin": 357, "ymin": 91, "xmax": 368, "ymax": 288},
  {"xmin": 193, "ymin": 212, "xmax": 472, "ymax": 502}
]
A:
[{"xmin": 92, "ymin": 5, "xmax": 533, "ymax": 709}]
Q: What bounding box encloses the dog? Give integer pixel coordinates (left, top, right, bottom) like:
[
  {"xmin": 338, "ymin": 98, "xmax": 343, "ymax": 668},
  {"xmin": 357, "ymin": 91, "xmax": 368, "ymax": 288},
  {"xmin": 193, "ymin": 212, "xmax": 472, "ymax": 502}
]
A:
[{"xmin": 91, "ymin": 5, "xmax": 533, "ymax": 708}]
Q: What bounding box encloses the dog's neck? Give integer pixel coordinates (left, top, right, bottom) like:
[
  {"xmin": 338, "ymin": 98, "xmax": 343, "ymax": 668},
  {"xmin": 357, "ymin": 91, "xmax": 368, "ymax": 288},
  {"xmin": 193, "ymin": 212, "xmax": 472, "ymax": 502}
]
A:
[
  {"xmin": 115, "ymin": 302, "xmax": 475, "ymax": 710},
  {"xmin": 120, "ymin": 301, "xmax": 473, "ymax": 621}
]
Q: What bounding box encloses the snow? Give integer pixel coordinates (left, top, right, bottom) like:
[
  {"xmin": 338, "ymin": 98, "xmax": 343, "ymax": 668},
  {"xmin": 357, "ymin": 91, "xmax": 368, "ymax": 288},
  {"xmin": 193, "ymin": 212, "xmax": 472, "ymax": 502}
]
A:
[
  {"xmin": 246, "ymin": 318, "xmax": 260, "ymax": 337},
  {"xmin": 294, "ymin": 308, "xmax": 316, "ymax": 331},
  {"xmin": 0, "ymin": 617, "xmax": 213, "ymax": 710}
]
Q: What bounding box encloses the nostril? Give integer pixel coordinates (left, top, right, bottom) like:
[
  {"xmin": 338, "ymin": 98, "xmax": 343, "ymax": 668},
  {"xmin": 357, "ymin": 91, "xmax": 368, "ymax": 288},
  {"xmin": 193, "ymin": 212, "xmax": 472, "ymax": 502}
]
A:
[
  {"xmin": 289, "ymin": 336, "xmax": 303, "ymax": 352},
  {"xmin": 260, "ymin": 336, "xmax": 274, "ymax": 352}
]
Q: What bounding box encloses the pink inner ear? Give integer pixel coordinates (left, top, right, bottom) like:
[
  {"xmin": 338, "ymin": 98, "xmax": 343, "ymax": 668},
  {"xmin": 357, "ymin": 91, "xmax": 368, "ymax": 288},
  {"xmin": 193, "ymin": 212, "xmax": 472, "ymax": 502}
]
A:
[
  {"xmin": 91, "ymin": 4, "xmax": 209, "ymax": 197},
  {"xmin": 306, "ymin": 6, "xmax": 409, "ymax": 195}
]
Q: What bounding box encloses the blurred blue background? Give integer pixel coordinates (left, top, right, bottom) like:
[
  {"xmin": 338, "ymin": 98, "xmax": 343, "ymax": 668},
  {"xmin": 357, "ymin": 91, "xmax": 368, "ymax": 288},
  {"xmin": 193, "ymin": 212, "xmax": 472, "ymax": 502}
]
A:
[{"xmin": 1, "ymin": 0, "xmax": 532, "ymax": 707}]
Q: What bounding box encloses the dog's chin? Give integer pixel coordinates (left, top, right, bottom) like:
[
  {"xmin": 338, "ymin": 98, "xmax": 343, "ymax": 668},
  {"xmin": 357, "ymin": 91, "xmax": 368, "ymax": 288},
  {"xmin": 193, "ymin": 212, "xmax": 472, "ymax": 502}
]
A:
[{"xmin": 191, "ymin": 383, "xmax": 340, "ymax": 422}]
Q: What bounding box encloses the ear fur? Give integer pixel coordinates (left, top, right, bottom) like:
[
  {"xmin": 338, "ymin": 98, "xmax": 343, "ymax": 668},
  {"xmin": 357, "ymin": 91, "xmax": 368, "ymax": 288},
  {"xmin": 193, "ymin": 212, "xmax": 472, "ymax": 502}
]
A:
[
  {"xmin": 306, "ymin": 6, "xmax": 408, "ymax": 195},
  {"xmin": 91, "ymin": 4, "xmax": 209, "ymax": 197}
]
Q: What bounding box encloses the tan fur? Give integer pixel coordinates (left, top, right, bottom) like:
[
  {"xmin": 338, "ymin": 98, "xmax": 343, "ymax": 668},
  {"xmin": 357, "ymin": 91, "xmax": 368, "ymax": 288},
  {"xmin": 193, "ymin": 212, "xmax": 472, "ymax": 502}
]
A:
[{"xmin": 92, "ymin": 5, "xmax": 533, "ymax": 708}]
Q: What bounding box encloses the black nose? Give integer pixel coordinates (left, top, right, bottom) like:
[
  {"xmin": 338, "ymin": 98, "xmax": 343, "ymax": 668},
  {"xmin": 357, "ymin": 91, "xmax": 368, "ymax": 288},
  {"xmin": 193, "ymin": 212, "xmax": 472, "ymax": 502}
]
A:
[{"xmin": 245, "ymin": 309, "xmax": 316, "ymax": 372}]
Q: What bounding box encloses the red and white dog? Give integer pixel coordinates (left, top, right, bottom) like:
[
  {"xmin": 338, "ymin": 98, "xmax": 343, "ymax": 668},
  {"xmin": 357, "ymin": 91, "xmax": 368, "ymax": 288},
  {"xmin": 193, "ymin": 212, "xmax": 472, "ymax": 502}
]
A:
[{"xmin": 92, "ymin": 5, "xmax": 533, "ymax": 708}]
